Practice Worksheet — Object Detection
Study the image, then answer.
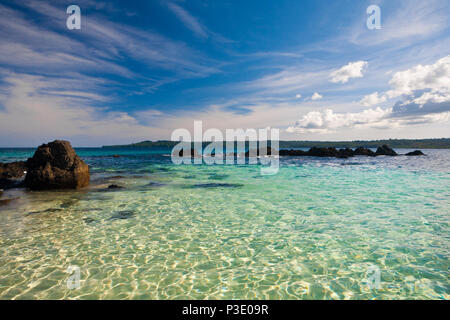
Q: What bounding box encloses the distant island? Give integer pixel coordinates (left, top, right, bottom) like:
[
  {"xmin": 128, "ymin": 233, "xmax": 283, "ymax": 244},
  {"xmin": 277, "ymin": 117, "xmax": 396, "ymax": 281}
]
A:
[{"xmin": 103, "ymin": 138, "xmax": 450, "ymax": 149}]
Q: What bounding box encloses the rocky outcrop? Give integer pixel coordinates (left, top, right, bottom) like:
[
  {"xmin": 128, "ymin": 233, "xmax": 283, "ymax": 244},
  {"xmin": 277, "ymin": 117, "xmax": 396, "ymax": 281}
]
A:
[
  {"xmin": 375, "ymin": 144, "xmax": 398, "ymax": 156},
  {"xmin": 0, "ymin": 161, "xmax": 27, "ymax": 179},
  {"xmin": 353, "ymin": 147, "xmax": 376, "ymax": 156},
  {"xmin": 25, "ymin": 140, "xmax": 90, "ymax": 190},
  {"xmin": 405, "ymin": 150, "xmax": 426, "ymax": 156},
  {"xmin": 279, "ymin": 149, "xmax": 308, "ymax": 156},
  {"xmin": 0, "ymin": 161, "xmax": 27, "ymax": 189},
  {"xmin": 279, "ymin": 145, "xmax": 407, "ymax": 158}
]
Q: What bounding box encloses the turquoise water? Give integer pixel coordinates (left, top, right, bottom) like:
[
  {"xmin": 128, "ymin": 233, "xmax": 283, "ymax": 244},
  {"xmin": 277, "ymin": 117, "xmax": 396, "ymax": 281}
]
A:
[{"xmin": 0, "ymin": 148, "xmax": 449, "ymax": 299}]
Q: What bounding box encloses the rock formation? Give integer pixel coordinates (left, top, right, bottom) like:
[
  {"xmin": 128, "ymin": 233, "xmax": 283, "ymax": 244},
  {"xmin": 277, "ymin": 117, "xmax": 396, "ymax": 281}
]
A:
[
  {"xmin": 405, "ymin": 150, "xmax": 426, "ymax": 156},
  {"xmin": 25, "ymin": 140, "xmax": 90, "ymax": 190},
  {"xmin": 375, "ymin": 144, "xmax": 398, "ymax": 156},
  {"xmin": 0, "ymin": 161, "xmax": 27, "ymax": 189},
  {"xmin": 279, "ymin": 145, "xmax": 407, "ymax": 158}
]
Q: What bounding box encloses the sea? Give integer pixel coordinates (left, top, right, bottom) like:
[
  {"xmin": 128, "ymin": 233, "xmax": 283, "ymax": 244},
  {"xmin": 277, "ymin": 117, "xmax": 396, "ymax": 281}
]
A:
[{"xmin": 0, "ymin": 147, "xmax": 448, "ymax": 299}]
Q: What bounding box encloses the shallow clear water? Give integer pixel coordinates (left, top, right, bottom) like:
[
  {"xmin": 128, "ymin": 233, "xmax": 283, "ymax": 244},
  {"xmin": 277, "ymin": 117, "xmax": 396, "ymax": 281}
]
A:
[{"xmin": 0, "ymin": 148, "xmax": 449, "ymax": 299}]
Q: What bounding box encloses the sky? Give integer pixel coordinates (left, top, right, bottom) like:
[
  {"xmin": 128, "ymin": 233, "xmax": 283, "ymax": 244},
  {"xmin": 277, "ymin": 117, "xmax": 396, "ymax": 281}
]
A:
[{"xmin": 0, "ymin": 0, "xmax": 449, "ymax": 147}]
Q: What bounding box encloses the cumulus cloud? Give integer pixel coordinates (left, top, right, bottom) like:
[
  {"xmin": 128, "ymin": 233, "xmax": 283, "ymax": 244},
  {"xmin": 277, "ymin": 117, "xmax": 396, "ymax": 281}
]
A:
[
  {"xmin": 311, "ymin": 92, "xmax": 323, "ymax": 100},
  {"xmin": 286, "ymin": 108, "xmax": 391, "ymax": 133},
  {"xmin": 359, "ymin": 92, "xmax": 387, "ymax": 106},
  {"xmin": 329, "ymin": 61, "xmax": 368, "ymax": 84},
  {"xmin": 297, "ymin": 55, "xmax": 449, "ymax": 134},
  {"xmin": 386, "ymin": 55, "xmax": 450, "ymax": 101},
  {"xmin": 295, "ymin": 93, "xmax": 302, "ymax": 99},
  {"xmin": 290, "ymin": 56, "xmax": 450, "ymax": 134},
  {"xmin": 287, "ymin": 105, "xmax": 450, "ymax": 134}
]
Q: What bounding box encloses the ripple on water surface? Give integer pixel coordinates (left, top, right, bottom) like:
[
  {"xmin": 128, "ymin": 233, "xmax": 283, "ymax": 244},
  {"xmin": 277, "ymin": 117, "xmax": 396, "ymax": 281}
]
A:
[{"xmin": 0, "ymin": 151, "xmax": 449, "ymax": 299}]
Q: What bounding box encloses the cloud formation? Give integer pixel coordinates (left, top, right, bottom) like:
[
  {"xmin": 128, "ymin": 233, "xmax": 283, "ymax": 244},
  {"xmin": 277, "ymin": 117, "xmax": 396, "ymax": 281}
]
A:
[
  {"xmin": 287, "ymin": 108, "xmax": 391, "ymax": 133},
  {"xmin": 387, "ymin": 55, "xmax": 450, "ymax": 104},
  {"xmin": 311, "ymin": 92, "xmax": 323, "ymax": 100},
  {"xmin": 166, "ymin": 2, "xmax": 209, "ymax": 39},
  {"xmin": 289, "ymin": 56, "xmax": 450, "ymax": 133},
  {"xmin": 329, "ymin": 61, "xmax": 368, "ymax": 84},
  {"xmin": 359, "ymin": 92, "xmax": 387, "ymax": 106}
]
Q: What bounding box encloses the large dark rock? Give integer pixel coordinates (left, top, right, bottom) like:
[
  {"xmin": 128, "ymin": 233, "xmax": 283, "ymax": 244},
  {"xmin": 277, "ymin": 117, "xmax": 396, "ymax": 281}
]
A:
[
  {"xmin": 405, "ymin": 150, "xmax": 425, "ymax": 156},
  {"xmin": 25, "ymin": 140, "xmax": 90, "ymax": 190},
  {"xmin": 375, "ymin": 144, "xmax": 398, "ymax": 156}
]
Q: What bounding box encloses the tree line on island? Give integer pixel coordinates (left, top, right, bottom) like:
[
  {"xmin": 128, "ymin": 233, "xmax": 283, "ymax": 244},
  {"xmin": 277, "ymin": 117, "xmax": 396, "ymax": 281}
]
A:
[{"xmin": 103, "ymin": 138, "xmax": 450, "ymax": 149}]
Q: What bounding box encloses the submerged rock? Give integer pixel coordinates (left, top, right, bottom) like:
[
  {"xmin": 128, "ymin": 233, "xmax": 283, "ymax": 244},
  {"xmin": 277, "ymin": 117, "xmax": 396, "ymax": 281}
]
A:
[
  {"xmin": 405, "ymin": 150, "xmax": 425, "ymax": 156},
  {"xmin": 0, "ymin": 198, "xmax": 18, "ymax": 206},
  {"xmin": 146, "ymin": 181, "xmax": 167, "ymax": 187},
  {"xmin": 83, "ymin": 217, "xmax": 96, "ymax": 224},
  {"xmin": 192, "ymin": 183, "xmax": 243, "ymax": 188},
  {"xmin": 27, "ymin": 208, "xmax": 64, "ymax": 215},
  {"xmin": 108, "ymin": 184, "xmax": 124, "ymax": 190},
  {"xmin": 110, "ymin": 210, "xmax": 135, "ymax": 220},
  {"xmin": 375, "ymin": 144, "xmax": 398, "ymax": 156},
  {"xmin": 25, "ymin": 140, "xmax": 90, "ymax": 190}
]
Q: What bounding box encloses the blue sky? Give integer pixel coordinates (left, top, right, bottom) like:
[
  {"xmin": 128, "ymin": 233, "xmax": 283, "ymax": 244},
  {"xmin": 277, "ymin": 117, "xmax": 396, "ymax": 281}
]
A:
[{"xmin": 0, "ymin": 0, "xmax": 449, "ymax": 146}]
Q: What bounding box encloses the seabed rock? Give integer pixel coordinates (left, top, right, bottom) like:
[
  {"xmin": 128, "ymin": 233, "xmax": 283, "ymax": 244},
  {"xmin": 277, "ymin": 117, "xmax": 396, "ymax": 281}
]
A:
[
  {"xmin": 107, "ymin": 184, "xmax": 124, "ymax": 190},
  {"xmin": 0, "ymin": 198, "xmax": 18, "ymax": 206},
  {"xmin": 110, "ymin": 210, "xmax": 135, "ymax": 220}
]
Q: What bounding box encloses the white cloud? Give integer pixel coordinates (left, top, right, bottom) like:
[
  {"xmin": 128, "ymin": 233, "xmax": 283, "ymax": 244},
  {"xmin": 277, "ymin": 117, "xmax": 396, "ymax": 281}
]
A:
[
  {"xmin": 244, "ymin": 68, "xmax": 328, "ymax": 95},
  {"xmin": 295, "ymin": 93, "xmax": 302, "ymax": 99},
  {"xmin": 287, "ymin": 106, "xmax": 450, "ymax": 134},
  {"xmin": 329, "ymin": 61, "xmax": 368, "ymax": 84},
  {"xmin": 287, "ymin": 108, "xmax": 391, "ymax": 133},
  {"xmin": 411, "ymin": 89, "xmax": 450, "ymax": 105},
  {"xmin": 387, "ymin": 55, "xmax": 450, "ymax": 102},
  {"xmin": 359, "ymin": 92, "xmax": 387, "ymax": 106},
  {"xmin": 311, "ymin": 92, "xmax": 323, "ymax": 100},
  {"xmin": 0, "ymin": 2, "xmax": 220, "ymax": 84},
  {"xmin": 0, "ymin": 73, "xmax": 166, "ymax": 147}
]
